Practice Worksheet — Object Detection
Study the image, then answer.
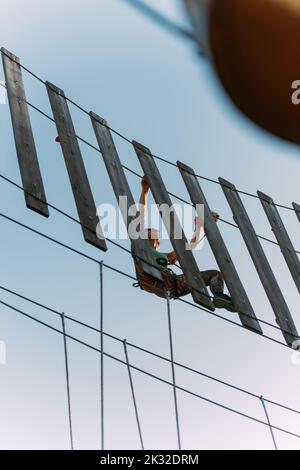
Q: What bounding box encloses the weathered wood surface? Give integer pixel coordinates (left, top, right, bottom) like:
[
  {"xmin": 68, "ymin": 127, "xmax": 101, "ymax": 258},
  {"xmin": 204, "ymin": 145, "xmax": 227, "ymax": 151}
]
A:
[
  {"xmin": 258, "ymin": 191, "xmax": 300, "ymax": 296},
  {"xmin": 220, "ymin": 177, "xmax": 298, "ymax": 347},
  {"xmin": 133, "ymin": 141, "xmax": 215, "ymax": 310},
  {"xmin": 2, "ymin": 48, "xmax": 49, "ymax": 217},
  {"xmin": 292, "ymin": 202, "xmax": 300, "ymax": 224},
  {"xmin": 90, "ymin": 112, "xmax": 162, "ymax": 280},
  {"xmin": 46, "ymin": 82, "xmax": 107, "ymax": 251},
  {"xmin": 178, "ymin": 161, "xmax": 262, "ymax": 334}
]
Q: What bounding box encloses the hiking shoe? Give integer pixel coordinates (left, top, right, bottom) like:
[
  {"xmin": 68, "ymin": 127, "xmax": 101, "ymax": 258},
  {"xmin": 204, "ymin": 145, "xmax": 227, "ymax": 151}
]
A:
[{"xmin": 213, "ymin": 293, "xmax": 236, "ymax": 313}]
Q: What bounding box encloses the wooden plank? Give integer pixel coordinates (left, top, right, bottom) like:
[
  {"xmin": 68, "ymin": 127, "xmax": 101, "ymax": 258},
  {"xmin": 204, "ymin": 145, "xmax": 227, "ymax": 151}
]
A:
[
  {"xmin": 46, "ymin": 82, "xmax": 107, "ymax": 251},
  {"xmin": 219, "ymin": 177, "xmax": 298, "ymax": 346},
  {"xmin": 258, "ymin": 191, "xmax": 300, "ymax": 296},
  {"xmin": 292, "ymin": 202, "xmax": 300, "ymax": 224},
  {"xmin": 133, "ymin": 141, "xmax": 214, "ymax": 310},
  {"xmin": 1, "ymin": 48, "xmax": 49, "ymax": 217},
  {"xmin": 178, "ymin": 161, "xmax": 262, "ymax": 334},
  {"xmin": 90, "ymin": 112, "xmax": 162, "ymax": 281}
]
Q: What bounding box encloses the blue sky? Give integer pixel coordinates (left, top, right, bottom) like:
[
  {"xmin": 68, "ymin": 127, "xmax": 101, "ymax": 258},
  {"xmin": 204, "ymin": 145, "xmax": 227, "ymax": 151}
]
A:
[{"xmin": 0, "ymin": 0, "xmax": 300, "ymax": 450}]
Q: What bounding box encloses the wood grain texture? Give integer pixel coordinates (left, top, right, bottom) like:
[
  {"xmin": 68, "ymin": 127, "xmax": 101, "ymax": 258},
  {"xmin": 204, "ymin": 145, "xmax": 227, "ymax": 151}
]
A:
[
  {"xmin": 90, "ymin": 112, "xmax": 162, "ymax": 280},
  {"xmin": 258, "ymin": 191, "xmax": 300, "ymax": 296},
  {"xmin": 178, "ymin": 161, "xmax": 262, "ymax": 334},
  {"xmin": 220, "ymin": 177, "xmax": 298, "ymax": 347},
  {"xmin": 2, "ymin": 48, "xmax": 49, "ymax": 217},
  {"xmin": 292, "ymin": 202, "xmax": 300, "ymax": 224},
  {"xmin": 133, "ymin": 141, "xmax": 214, "ymax": 310},
  {"xmin": 46, "ymin": 82, "xmax": 107, "ymax": 251}
]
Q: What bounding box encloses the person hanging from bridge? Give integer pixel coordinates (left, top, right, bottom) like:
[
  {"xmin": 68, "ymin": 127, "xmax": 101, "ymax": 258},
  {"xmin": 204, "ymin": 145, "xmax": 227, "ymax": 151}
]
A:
[{"xmin": 134, "ymin": 176, "xmax": 236, "ymax": 312}]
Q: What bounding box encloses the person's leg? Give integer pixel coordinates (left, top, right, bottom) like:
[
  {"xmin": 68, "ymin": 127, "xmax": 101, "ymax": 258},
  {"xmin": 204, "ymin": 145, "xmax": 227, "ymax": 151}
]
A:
[
  {"xmin": 200, "ymin": 270, "xmax": 236, "ymax": 312},
  {"xmin": 173, "ymin": 271, "xmax": 224, "ymax": 300},
  {"xmin": 200, "ymin": 270, "xmax": 224, "ymax": 295},
  {"xmin": 173, "ymin": 274, "xmax": 192, "ymax": 298}
]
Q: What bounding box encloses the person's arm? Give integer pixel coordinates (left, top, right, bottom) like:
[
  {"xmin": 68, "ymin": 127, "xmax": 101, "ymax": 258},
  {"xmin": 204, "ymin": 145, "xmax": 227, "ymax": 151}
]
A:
[
  {"xmin": 139, "ymin": 176, "xmax": 150, "ymax": 231},
  {"xmin": 167, "ymin": 216, "xmax": 203, "ymax": 264},
  {"xmin": 211, "ymin": 211, "xmax": 220, "ymax": 222},
  {"xmin": 167, "ymin": 211, "xmax": 221, "ymax": 260},
  {"xmin": 187, "ymin": 211, "xmax": 220, "ymax": 250},
  {"xmin": 166, "ymin": 251, "xmax": 177, "ymax": 265},
  {"xmin": 190, "ymin": 215, "xmax": 203, "ymax": 246}
]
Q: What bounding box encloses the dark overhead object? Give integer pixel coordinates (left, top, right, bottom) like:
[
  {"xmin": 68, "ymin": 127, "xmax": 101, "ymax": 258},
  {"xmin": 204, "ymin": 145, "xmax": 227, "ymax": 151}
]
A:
[{"xmin": 184, "ymin": 0, "xmax": 300, "ymax": 145}]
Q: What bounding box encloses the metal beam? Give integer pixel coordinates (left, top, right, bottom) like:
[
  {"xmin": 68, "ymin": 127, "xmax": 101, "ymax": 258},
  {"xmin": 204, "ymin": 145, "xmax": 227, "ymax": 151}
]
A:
[
  {"xmin": 46, "ymin": 82, "xmax": 107, "ymax": 251},
  {"xmin": 258, "ymin": 191, "xmax": 300, "ymax": 296},
  {"xmin": 1, "ymin": 48, "xmax": 49, "ymax": 217},
  {"xmin": 219, "ymin": 177, "xmax": 298, "ymax": 347},
  {"xmin": 178, "ymin": 161, "xmax": 262, "ymax": 334},
  {"xmin": 133, "ymin": 141, "xmax": 214, "ymax": 310},
  {"xmin": 90, "ymin": 113, "xmax": 161, "ymax": 280}
]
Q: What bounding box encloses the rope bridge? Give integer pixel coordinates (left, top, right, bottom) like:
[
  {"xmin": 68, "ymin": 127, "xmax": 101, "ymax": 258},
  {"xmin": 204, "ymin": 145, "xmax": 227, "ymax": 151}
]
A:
[{"xmin": 1, "ymin": 47, "xmax": 300, "ymax": 449}]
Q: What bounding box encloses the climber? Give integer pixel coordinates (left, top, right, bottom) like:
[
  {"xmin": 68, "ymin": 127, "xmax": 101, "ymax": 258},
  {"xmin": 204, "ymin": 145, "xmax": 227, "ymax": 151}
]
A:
[{"xmin": 134, "ymin": 176, "xmax": 235, "ymax": 312}]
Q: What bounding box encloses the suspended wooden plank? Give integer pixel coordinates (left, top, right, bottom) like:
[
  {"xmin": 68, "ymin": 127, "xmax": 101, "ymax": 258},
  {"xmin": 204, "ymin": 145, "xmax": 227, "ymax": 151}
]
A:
[
  {"xmin": 90, "ymin": 112, "xmax": 162, "ymax": 281},
  {"xmin": 1, "ymin": 48, "xmax": 49, "ymax": 217},
  {"xmin": 46, "ymin": 82, "xmax": 107, "ymax": 251},
  {"xmin": 292, "ymin": 202, "xmax": 300, "ymax": 224},
  {"xmin": 133, "ymin": 141, "xmax": 214, "ymax": 310},
  {"xmin": 178, "ymin": 161, "xmax": 262, "ymax": 334},
  {"xmin": 219, "ymin": 178, "xmax": 298, "ymax": 347},
  {"xmin": 258, "ymin": 191, "xmax": 300, "ymax": 296}
]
